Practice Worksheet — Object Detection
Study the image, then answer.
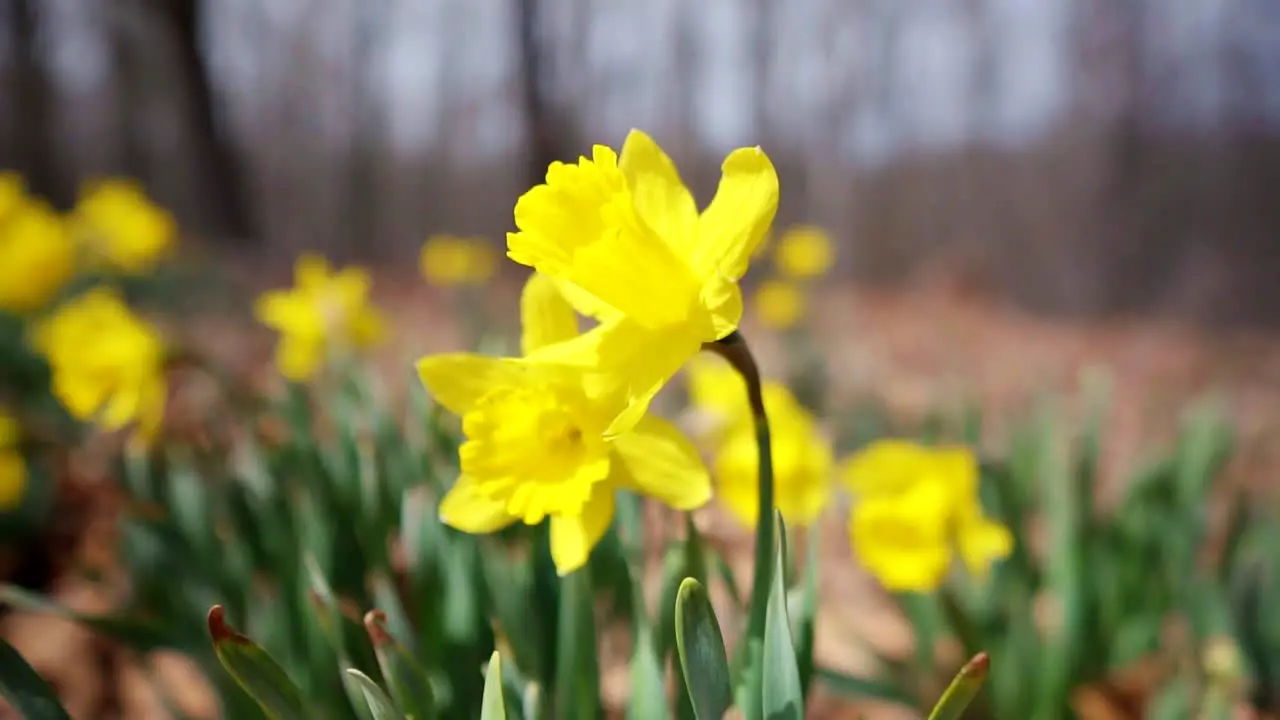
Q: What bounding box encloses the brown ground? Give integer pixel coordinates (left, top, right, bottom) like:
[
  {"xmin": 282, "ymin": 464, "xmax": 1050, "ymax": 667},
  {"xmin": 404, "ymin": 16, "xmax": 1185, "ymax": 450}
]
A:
[{"xmin": 4, "ymin": 269, "xmax": 1280, "ymax": 719}]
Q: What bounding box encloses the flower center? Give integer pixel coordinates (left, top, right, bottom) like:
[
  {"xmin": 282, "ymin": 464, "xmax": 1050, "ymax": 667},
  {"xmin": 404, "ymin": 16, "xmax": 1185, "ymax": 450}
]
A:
[{"xmin": 458, "ymin": 383, "xmax": 610, "ymax": 523}]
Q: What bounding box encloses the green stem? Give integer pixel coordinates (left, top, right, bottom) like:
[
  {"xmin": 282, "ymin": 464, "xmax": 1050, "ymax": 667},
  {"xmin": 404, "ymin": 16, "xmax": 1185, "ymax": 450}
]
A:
[{"xmin": 704, "ymin": 331, "xmax": 774, "ymax": 719}]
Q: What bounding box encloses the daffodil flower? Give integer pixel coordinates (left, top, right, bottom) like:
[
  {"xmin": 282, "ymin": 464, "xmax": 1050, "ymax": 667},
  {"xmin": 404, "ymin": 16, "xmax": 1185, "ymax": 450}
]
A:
[
  {"xmin": 842, "ymin": 439, "xmax": 1013, "ymax": 592},
  {"xmin": 72, "ymin": 178, "xmax": 176, "ymax": 273},
  {"xmin": 773, "ymin": 225, "xmax": 834, "ymax": 280},
  {"xmin": 683, "ymin": 356, "xmax": 833, "ymax": 527},
  {"xmin": 417, "ymin": 273, "xmax": 712, "ymax": 575},
  {"xmin": 0, "ymin": 197, "xmax": 77, "ymax": 314},
  {"xmin": 254, "ymin": 254, "xmax": 386, "ymax": 382},
  {"xmin": 420, "ymin": 234, "xmax": 499, "ymax": 287},
  {"xmin": 31, "ymin": 288, "xmax": 167, "ymax": 442},
  {"xmin": 506, "ymin": 129, "xmax": 779, "ymax": 437}
]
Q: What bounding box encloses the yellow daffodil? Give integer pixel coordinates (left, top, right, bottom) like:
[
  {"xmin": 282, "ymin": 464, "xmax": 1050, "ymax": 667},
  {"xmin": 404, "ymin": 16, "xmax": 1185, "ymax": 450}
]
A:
[
  {"xmin": 31, "ymin": 289, "xmax": 167, "ymax": 441},
  {"xmin": 506, "ymin": 129, "xmax": 779, "ymax": 437},
  {"xmin": 420, "ymin": 235, "xmax": 499, "ymax": 287},
  {"xmin": 773, "ymin": 225, "xmax": 834, "ymax": 279},
  {"xmin": 417, "ymin": 272, "xmax": 712, "ymax": 575},
  {"xmin": 712, "ymin": 383, "xmax": 832, "ymax": 528},
  {"xmin": 254, "ymin": 254, "xmax": 386, "ymax": 382},
  {"xmin": 843, "ymin": 439, "xmax": 1013, "ymax": 592},
  {"xmin": 73, "ymin": 178, "xmax": 175, "ymax": 273},
  {"xmin": 0, "ymin": 199, "xmax": 77, "ymax": 314},
  {"xmin": 849, "ymin": 479, "xmax": 955, "ymax": 592},
  {"xmin": 752, "ymin": 279, "xmax": 806, "ymax": 330},
  {"xmin": 0, "ymin": 410, "xmax": 27, "ymax": 511}
]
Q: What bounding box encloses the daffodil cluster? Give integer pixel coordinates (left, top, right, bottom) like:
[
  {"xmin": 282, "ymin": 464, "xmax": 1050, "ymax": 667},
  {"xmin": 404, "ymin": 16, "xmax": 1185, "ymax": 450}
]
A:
[
  {"xmin": 750, "ymin": 225, "xmax": 835, "ymax": 331},
  {"xmin": 416, "ymin": 129, "xmax": 780, "ymax": 575},
  {"xmin": 0, "ymin": 174, "xmax": 177, "ymax": 317},
  {"xmin": 255, "ymin": 254, "xmax": 386, "ymax": 382},
  {"xmin": 843, "ymin": 440, "xmax": 1013, "ymax": 593},
  {"xmin": 0, "ymin": 173, "xmax": 173, "ymax": 443}
]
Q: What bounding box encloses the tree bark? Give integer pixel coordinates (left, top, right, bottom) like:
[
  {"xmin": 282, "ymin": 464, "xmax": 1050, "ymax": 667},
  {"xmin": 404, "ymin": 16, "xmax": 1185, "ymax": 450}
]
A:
[{"xmin": 147, "ymin": 0, "xmax": 255, "ymax": 241}]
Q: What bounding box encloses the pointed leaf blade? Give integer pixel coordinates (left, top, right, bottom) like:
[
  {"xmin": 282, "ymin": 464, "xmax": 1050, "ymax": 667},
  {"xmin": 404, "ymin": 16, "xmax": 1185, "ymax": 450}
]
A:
[
  {"xmin": 481, "ymin": 651, "xmax": 508, "ymax": 720},
  {"xmin": 926, "ymin": 653, "xmax": 990, "ymax": 720},
  {"xmin": 675, "ymin": 577, "xmax": 733, "ymax": 720},
  {"xmin": 0, "ymin": 637, "xmax": 73, "ymax": 720},
  {"xmin": 344, "ymin": 669, "xmax": 405, "ymax": 720},
  {"xmin": 207, "ymin": 605, "xmax": 308, "ymax": 720},
  {"xmin": 761, "ymin": 512, "xmax": 803, "ymax": 720}
]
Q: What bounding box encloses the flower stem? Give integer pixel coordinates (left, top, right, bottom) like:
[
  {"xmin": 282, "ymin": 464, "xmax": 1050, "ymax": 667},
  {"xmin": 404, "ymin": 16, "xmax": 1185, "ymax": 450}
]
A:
[{"xmin": 705, "ymin": 330, "xmax": 775, "ymax": 710}]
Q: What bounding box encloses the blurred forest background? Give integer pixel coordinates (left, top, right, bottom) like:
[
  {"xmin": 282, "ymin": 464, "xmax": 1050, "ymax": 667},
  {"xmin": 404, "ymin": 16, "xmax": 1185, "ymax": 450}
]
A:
[{"xmin": 3, "ymin": 0, "xmax": 1280, "ymax": 326}]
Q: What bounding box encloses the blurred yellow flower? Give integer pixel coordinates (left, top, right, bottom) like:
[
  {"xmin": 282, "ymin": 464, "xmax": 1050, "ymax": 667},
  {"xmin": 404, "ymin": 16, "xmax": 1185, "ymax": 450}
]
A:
[
  {"xmin": 752, "ymin": 279, "xmax": 806, "ymax": 330},
  {"xmin": 0, "ymin": 199, "xmax": 77, "ymax": 314},
  {"xmin": 683, "ymin": 356, "xmax": 832, "ymax": 527},
  {"xmin": 0, "ymin": 172, "xmax": 25, "ymax": 218},
  {"xmin": 506, "ymin": 129, "xmax": 778, "ymax": 437},
  {"xmin": 31, "ymin": 288, "xmax": 167, "ymax": 441},
  {"xmin": 713, "ymin": 382, "xmax": 833, "ymax": 528},
  {"xmin": 849, "ymin": 479, "xmax": 955, "ymax": 592},
  {"xmin": 420, "ymin": 235, "xmax": 499, "ymax": 287},
  {"xmin": 843, "ymin": 439, "xmax": 1013, "ymax": 592},
  {"xmin": 419, "ymin": 273, "xmax": 711, "ymax": 576},
  {"xmin": 254, "ymin": 254, "xmax": 386, "ymax": 382},
  {"xmin": 73, "ymin": 178, "xmax": 175, "ymax": 273},
  {"xmin": 0, "ymin": 410, "xmax": 27, "ymax": 511},
  {"xmin": 774, "ymin": 225, "xmax": 834, "ymax": 280}
]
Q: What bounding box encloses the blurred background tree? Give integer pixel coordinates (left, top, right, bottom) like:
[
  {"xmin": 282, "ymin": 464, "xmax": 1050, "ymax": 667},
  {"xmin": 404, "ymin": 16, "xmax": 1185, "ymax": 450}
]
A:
[{"xmin": 2, "ymin": 0, "xmax": 1279, "ymax": 325}]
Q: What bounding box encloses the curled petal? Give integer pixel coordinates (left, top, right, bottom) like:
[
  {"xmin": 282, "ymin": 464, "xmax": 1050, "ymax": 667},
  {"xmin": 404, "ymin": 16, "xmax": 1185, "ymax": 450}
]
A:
[{"xmin": 690, "ymin": 147, "xmax": 779, "ymax": 282}]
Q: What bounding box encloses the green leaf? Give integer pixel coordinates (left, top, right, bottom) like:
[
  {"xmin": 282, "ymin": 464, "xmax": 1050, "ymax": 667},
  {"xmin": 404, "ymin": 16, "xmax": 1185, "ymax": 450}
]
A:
[
  {"xmin": 925, "ymin": 653, "xmax": 989, "ymax": 720},
  {"xmin": 675, "ymin": 577, "xmax": 733, "ymax": 720},
  {"xmin": 0, "ymin": 636, "xmax": 73, "ymax": 720},
  {"xmin": 761, "ymin": 512, "xmax": 803, "ymax": 720},
  {"xmin": 791, "ymin": 529, "xmax": 820, "ymax": 701},
  {"xmin": 554, "ymin": 567, "xmax": 598, "ymax": 719},
  {"xmin": 0, "ymin": 585, "xmax": 176, "ymax": 653},
  {"xmin": 364, "ymin": 610, "xmax": 436, "ymax": 720},
  {"xmin": 207, "ymin": 605, "xmax": 308, "ymax": 720},
  {"xmin": 345, "ymin": 669, "xmax": 405, "ymax": 720},
  {"xmin": 812, "ymin": 668, "xmax": 916, "ymax": 707},
  {"xmin": 628, "ymin": 622, "xmax": 670, "ymax": 720},
  {"xmin": 481, "ymin": 651, "xmax": 508, "ymax": 720}
]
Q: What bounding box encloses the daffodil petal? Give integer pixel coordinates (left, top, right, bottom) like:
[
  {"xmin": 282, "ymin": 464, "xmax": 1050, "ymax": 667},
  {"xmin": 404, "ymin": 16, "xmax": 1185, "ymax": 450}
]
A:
[
  {"xmin": 958, "ymin": 512, "xmax": 1014, "ymax": 576},
  {"xmin": 691, "ymin": 147, "xmax": 779, "ymax": 281},
  {"xmin": 547, "ymin": 276, "xmax": 624, "ymax": 324},
  {"xmin": 618, "ymin": 129, "xmax": 697, "ymax": 253},
  {"xmin": 611, "ymin": 415, "xmax": 712, "ymax": 510},
  {"xmin": 440, "ymin": 475, "xmax": 519, "ymax": 533},
  {"xmin": 253, "ymin": 292, "xmax": 318, "ymax": 336},
  {"xmin": 549, "ymin": 485, "xmax": 616, "ymax": 576},
  {"xmin": 521, "ymin": 272, "xmax": 580, "ymax": 355},
  {"xmin": 416, "ymin": 354, "xmax": 530, "ymax": 416},
  {"xmin": 277, "ymin": 335, "xmax": 324, "ymax": 382},
  {"xmin": 702, "ymin": 273, "xmax": 744, "ymax": 339},
  {"xmin": 849, "ymin": 501, "xmax": 952, "ymax": 593}
]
